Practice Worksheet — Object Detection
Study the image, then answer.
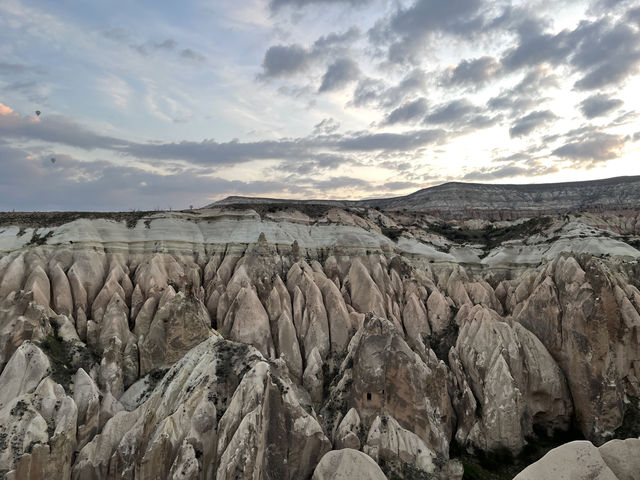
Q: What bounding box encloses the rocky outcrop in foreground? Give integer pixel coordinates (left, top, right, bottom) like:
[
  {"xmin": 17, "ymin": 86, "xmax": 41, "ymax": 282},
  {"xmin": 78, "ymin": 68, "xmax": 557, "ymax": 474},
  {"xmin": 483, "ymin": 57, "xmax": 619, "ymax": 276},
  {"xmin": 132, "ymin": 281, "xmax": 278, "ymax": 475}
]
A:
[
  {"xmin": 0, "ymin": 194, "xmax": 639, "ymax": 479},
  {"xmin": 514, "ymin": 439, "xmax": 640, "ymax": 480}
]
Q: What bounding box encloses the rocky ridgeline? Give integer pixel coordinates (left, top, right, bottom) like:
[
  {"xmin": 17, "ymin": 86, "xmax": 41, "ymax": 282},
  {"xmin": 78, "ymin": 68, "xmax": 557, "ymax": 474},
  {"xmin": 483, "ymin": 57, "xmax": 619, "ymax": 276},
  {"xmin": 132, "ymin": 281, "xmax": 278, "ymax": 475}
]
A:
[
  {"xmin": 0, "ymin": 192, "xmax": 639, "ymax": 479},
  {"xmin": 213, "ymin": 176, "xmax": 640, "ymax": 220}
]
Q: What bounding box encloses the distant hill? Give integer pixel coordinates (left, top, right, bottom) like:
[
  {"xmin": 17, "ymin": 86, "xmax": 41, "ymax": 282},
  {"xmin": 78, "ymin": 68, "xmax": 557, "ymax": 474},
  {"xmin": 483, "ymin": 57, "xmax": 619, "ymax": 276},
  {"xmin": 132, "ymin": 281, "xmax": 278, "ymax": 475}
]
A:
[{"xmin": 212, "ymin": 175, "xmax": 640, "ymax": 219}]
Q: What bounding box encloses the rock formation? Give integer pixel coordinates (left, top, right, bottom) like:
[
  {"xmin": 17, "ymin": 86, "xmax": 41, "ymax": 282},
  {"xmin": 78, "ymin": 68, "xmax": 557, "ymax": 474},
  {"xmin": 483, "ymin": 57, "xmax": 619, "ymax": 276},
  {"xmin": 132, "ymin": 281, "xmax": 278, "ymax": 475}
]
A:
[{"xmin": 0, "ymin": 177, "xmax": 639, "ymax": 478}]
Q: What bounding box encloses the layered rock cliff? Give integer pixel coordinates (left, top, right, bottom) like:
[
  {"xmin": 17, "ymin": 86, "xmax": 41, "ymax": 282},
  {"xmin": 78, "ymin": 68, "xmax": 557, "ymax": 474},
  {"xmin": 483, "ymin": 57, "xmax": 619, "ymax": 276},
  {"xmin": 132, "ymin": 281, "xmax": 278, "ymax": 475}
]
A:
[
  {"xmin": 1, "ymin": 180, "xmax": 639, "ymax": 479},
  {"xmin": 213, "ymin": 175, "xmax": 640, "ymax": 219}
]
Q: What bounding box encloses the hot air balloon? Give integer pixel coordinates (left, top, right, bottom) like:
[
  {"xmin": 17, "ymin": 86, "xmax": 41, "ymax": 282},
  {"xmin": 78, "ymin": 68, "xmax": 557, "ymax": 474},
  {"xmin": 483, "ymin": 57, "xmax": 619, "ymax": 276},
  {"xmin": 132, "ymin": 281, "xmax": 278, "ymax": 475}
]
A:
[
  {"xmin": 50, "ymin": 157, "xmax": 56, "ymax": 164},
  {"xmin": 35, "ymin": 110, "xmax": 41, "ymax": 117}
]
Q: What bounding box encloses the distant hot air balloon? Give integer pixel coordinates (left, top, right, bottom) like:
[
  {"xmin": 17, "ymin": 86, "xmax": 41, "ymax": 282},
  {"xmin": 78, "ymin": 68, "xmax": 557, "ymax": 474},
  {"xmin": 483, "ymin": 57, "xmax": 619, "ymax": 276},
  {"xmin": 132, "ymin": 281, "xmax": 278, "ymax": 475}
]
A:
[
  {"xmin": 50, "ymin": 157, "xmax": 56, "ymax": 164},
  {"xmin": 35, "ymin": 110, "xmax": 41, "ymax": 117}
]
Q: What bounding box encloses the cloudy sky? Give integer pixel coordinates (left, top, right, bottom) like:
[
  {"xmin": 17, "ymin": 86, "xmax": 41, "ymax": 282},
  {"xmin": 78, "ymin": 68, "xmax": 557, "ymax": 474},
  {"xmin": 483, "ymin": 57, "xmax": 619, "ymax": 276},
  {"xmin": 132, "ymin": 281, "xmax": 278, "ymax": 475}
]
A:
[{"xmin": 1, "ymin": 0, "xmax": 639, "ymax": 210}]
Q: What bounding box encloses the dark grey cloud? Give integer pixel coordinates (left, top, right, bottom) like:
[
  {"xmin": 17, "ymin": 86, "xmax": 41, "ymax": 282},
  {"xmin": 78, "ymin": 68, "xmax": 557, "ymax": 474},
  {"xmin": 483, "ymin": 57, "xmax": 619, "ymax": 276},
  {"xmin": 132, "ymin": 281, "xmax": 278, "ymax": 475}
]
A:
[
  {"xmin": 0, "ymin": 144, "xmax": 411, "ymax": 210},
  {"xmin": 337, "ymin": 129, "xmax": 445, "ymax": 151},
  {"xmin": 260, "ymin": 44, "xmax": 311, "ymax": 78},
  {"xmin": 513, "ymin": 67, "xmax": 560, "ymax": 94},
  {"xmin": 180, "ymin": 48, "xmax": 206, "ymax": 62},
  {"xmin": 389, "ymin": 0, "xmax": 481, "ymax": 34},
  {"xmin": 0, "ymin": 62, "xmax": 44, "ymax": 76},
  {"xmin": 488, "ymin": 93, "xmax": 536, "ymax": 113},
  {"xmin": 121, "ymin": 129, "xmax": 442, "ymax": 165},
  {"xmin": 122, "ymin": 137, "xmax": 308, "ymax": 164},
  {"xmin": 269, "ymin": 0, "xmax": 370, "ymax": 12},
  {"xmin": 0, "ymin": 111, "xmax": 125, "ymax": 150},
  {"xmin": 571, "ymin": 20, "xmax": 640, "ymax": 90},
  {"xmin": 351, "ymin": 77, "xmax": 385, "ymax": 107},
  {"xmin": 351, "ymin": 69, "xmax": 426, "ymax": 109},
  {"xmin": 500, "ymin": 15, "xmax": 640, "ymax": 91},
  {"xmin": 302, "ymin": 175, "xmax": 370, "ymax": 190},
  {"xmin": 629, "ymin": 6, "xmax": 640, "ymax": 26},
  {"xmin": 444, "ymin": 56, "xmax": 500, "ymax": 86},
  {"xmin": 509, "ymin": 110, "xmax": 557, "ymax": 137},
  {"xmin": 1, "ymin": 80, "xmax": 48, "ymax": 104},
  {"xmin": 318, "ymin": 57, "xmax": 360, "ymax": 92},
  {"xmin": 371, "ymin": 0, "xmax": 485, "ymax": 63},
  {"xmin": 260, "ymin": 28, "xmax": 360, "ymax": 81},
  {"xmin": 5, "ymin": 80, "xmax": 39, "ymax": 92},
  {"xmin": 579, "ymin": 94, "xmax": 623, "ymax": 119},
  {"xmin": 0, "ymin": 147, "xmax": 298, "ymax": 211},
  {"xmin": 381, "ymin": 180, "xmax": 423, "ymax": 190},
  {"xmin": 102, "ymin": 29, "xmax": 204, "ymax": 63},
  {"xmin": 589, "ymin": 0, "xmax": 635, "ymax": 15},
  {"xmin": 129, "ymin": 39, "xmax": 181, "ymax": 56},
  {"xmin": 425, "ymin": 99, "xmax": 476, "ymax": 124},
  {"xmin": 378, "ymin": 160, "xmax": 413, "ymax": 172},
  {"xmin": 501, "ymin": 30, "xmax": 573, "ymax": 71},
  {"xmin": 0, "ymin": 106, "xmax": 450, "ymax": 167},
  {"xmin": 463, "ymin": 165, "xmax": 528, "ymax": 181},
  {"xmin": 312, "ymin": 27, "xmax": 361, "ymax": 50},
  {"xmin": 382, "ymin": 98, "xmax": 428, "ymax": 125},
  {"xmin": 156, "ymin": 39, "xmax": 178, "ymax": 50},
  {"xmin": 272, "ymin": 153, "xmax": 353, "ymax": 175},
  {"xmin": 552, "ymin": 131, "xmax": 625, "ymax": 163},
  {"xmin": 312, "ymin": 118, "xmax": 340, "ymax": 135},
  {"xmin": 462, "ymin": 161, "xmax": 558, "ymax": 181},
  {"xmin": 488, "ymin": 67, "xmax": 558, "ymax": 114},
  {"xmin": 423, "ymin": 99, "xmax": 500, "ymax": 130},
  {"xmin": 609, "ymin": 110, "xmax": 638, "ymax": 127}
]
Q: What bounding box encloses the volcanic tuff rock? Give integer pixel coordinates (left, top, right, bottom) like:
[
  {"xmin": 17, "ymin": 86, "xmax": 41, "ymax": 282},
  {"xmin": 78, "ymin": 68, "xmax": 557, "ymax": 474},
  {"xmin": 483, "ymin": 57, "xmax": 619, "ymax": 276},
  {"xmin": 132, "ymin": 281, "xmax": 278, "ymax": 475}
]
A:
[
  {"xmin": 1, "ymin": 177, "xmax": 640, "ymax": 479},
  {"xmin": 514, "ymin": 439, "xmax": 640, "ymax": 480},
  {"xmin": 311, "ymin": 449, "xmax": 387, "ymax": 480}
]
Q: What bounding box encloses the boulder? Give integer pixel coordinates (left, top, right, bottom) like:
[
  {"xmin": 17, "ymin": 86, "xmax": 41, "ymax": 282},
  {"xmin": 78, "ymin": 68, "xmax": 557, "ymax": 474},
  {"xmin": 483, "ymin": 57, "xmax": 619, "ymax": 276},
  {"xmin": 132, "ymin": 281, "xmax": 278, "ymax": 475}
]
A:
[
  {"xmin": 514, "ymin": 441, "xmax": 618, "ymax": 480},
  {"xmin": 312, "ymin": 449, "xmax": 387, "ymax": 480}
]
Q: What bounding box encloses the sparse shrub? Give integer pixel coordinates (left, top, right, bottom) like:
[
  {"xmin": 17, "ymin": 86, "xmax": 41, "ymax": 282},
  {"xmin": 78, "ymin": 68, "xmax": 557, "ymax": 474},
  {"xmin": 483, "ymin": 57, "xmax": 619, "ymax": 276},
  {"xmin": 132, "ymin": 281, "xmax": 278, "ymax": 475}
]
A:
[{"xmin": 381, "ymin": 226, "xmax": 403, "ymax": 241}]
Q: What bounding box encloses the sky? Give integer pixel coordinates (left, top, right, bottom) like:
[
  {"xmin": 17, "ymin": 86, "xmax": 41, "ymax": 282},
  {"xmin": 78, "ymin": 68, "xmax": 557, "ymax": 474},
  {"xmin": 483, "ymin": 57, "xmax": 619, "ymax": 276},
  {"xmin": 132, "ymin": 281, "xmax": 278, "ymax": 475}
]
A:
[{"xmin": 0, "ymin": 0, "xmax": 639, "ymax": 211}]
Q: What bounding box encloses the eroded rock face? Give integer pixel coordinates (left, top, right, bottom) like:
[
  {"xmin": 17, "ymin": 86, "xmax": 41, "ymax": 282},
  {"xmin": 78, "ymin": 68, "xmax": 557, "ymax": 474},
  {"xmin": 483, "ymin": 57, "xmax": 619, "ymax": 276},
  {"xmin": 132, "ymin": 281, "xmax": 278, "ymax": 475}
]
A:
[
  {"xmin": 321, "ymin": 314, "xmax": 454, "ymax": 460},
  {"xmin": 0, "ymin": 204, "xmax": 639, "ymax": 479},
  {"xmin": 72, "ymin": 335, "xmax": 330, "ymax": 480},
  {"xmin": 451, "ymin": 305, "xmax": 572, "ymax": 454},
  {"xmin": 138, "ymin": 291, "xmax": 213, "ymax": 376},
  {"xmin": 515, "ymin": 256, "xmax": 640, "ymax": 443},
  {"xmin": 311, "ymin": 449, "xmax": 387, "ymax": 480},
  {"xmin": 364, "ymin": 415, "xmax": 436, "ymax": 474},
  {"xmin": 0, "ymin": 376, "xmax": 77, "ymax": 480},
  {"xmin": 0, "ymin": 342, "xmax": 51, "ymax": 411}
]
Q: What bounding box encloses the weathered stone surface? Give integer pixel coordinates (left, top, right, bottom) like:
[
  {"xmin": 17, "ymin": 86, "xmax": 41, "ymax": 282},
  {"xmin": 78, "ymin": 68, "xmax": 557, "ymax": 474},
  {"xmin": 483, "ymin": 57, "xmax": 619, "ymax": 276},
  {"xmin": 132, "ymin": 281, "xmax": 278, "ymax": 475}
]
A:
[
  {"xmin": 321, "ymin": 314, "xmax": 454, "ymax": 458},
  {"xmin": 333, "ymin": 408, "xmax": 361, "ymax": 450},
  {"xmin": 348, "ymin": 259, "xmax": 386, "ymax": 317},
  {"xmin": 598, "ymin": 438, "xmax": 640, "ymax": 480},
  {"xmin": 72, "ymin": 336, "xmax": 330, "ymax": 480},
  {"xmin": 312, "ymin": 449, "xmax": 387, "ymax": 480},
  {"xmin": 452, "ymin": 305, "xmax": 572, "ymax": 453},
  {"xmin": 364, "ymin": 415, "xmax": 436, "ymax": 474},
  {"xmin": 138, "ymin": 291, "xmax": 213, "ymax": 375},
  {"xmin": 0, "ymin": 377, "xmax": 78, "ymax": 480},
  {"xmin": 426, "ymin": 289, "xmax": 451, "ymax": 335},
  {"xmin": 0, "ymin": 342, "xmax": 50, "ymax": 410},
  {"xmin": 515, "ymin": 256, "xmax": 640, "ymax": 443},
  {"xmin": 402, "ymin": 293, "xmax": 430, "ymax": 350},
  {"xmin": 514, "ymin": 441, "xmax": 619, "ymax": 480}
]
